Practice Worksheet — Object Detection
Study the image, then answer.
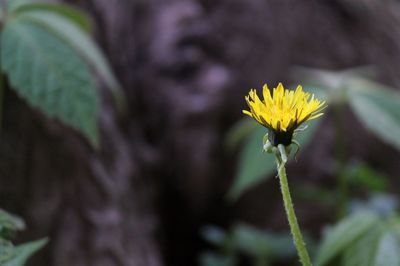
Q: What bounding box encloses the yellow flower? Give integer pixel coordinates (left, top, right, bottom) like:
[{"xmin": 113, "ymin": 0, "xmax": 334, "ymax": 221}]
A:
[{"xmin": 243, "ymin": 83, "xmax": 326, "ymax": 146}]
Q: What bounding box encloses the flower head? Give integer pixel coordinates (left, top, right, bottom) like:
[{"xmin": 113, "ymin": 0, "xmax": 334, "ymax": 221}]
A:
[{"xmin": 243, "ymin": 83, "xmax": 326, "ymax": 146}]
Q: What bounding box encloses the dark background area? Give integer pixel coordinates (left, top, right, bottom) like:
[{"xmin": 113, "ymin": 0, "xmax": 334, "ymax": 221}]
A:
[{"xmin": 1, "ymin": 0, "xmax": 400, "ymax": 265}]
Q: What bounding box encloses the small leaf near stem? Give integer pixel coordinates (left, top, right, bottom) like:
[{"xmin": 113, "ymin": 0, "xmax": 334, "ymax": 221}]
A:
[{"xmin": 275, "ymin": 156, "xmax": 313, "ymax": 266}]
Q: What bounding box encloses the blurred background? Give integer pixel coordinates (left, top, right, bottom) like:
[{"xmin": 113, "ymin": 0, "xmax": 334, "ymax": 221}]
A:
[{"xmin": 1, "ymin": 0, "xmax": 400, "ymax": 265}]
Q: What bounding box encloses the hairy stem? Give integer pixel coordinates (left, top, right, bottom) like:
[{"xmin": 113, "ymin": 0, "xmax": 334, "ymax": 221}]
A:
[{"xmin": 276, "ymin": 158, "xmax": 312, "ymax": 266}]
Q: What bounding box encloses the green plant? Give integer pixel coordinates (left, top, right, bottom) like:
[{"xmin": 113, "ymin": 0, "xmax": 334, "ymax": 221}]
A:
[
  {"xmin": 228, "ymin": 68, "xmax": 400, "ymax": 208},
  {"xmin": 200, "ymin": 224, "xmax": 297, "ymax": 266},
  {"xmin": 0, "ymin": 208, "xmax": 47, "ymax": 266},
  {"xmin": 0, "ymin": 0, "xmax": 122, "ymax": 263},
  {"xmin": 241, "ymin": 83, "xmax": 327, "ymax": 266},
  {"xmin": 223, "ymin": 69, "xmax": 400, "ymax": 266},
  {"xmin": 0, "ymin": 0, "xmax": 123, "ymax": 147},
  {"xmin": 315, "ymin": 194, "xmax": 400, "ymax": 266}
]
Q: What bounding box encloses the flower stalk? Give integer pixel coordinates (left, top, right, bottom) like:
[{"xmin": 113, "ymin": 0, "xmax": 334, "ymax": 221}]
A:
[
  {"xmin": 243, "ymin": 83, "xmax": 325, "ymax": 266},
  {"xmin": 275, "ymin": 151, "xmax": 312, "ymax": 266}
]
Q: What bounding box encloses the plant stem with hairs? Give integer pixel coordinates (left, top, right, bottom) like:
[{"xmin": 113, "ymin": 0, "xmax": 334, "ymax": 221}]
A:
[{"xmin": 275, "ymin": 151, "xmax": 312, "ymax": 266}]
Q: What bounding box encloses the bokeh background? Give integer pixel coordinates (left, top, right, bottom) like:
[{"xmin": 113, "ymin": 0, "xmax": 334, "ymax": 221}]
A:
[{"xmin": 1, "ymin": 0, "xmax": 400, "ymax": 265}]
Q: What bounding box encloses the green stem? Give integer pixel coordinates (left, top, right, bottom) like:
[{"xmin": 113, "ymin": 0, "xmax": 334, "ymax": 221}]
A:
[{"xmin": 276, "ymin": 159, "xmax": 312, "ymax": 266}]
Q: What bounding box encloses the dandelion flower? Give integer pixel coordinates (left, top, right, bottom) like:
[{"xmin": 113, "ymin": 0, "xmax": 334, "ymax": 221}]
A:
[{"xmin": 243, "ymin": 83, "xmax": 326, "ymax": 146}]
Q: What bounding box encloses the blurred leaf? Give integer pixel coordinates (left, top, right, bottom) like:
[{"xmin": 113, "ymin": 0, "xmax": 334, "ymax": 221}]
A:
[
  {"xmin": 374, "ymin": 231, "xmax": 400, "ymax": 266},
  {"xmin": 390, "ymin": 217, "xmax": 400, "ymax": 238},
  {"xmin": 291, "ymin": 118, "xmax": 322, "ymax": 157},
  {"xmin": 293, "ymin": 67, "xmax": 345, "ymax": 89},
  {"xmin": 3, "ymin": 238, "xmax": 47, "ymax": 266},
  {"xmin": 7, "ymin": 0, "xmax": 37, "ymax": 12},
  {"xmin": 231, "ymin": 224, "xmax": 295, "ymax": 259},
  {"xmin": 0, "ymin": 209, "xmax": 25, "ymax": 239},
  {"xmin": 341, "ymin": 66, "xmax": 377, "ymax": 80},
  {"xmin": 293, "ymin": 184, "xmax": 336, "ymax": 205},
  {"xmin": 0, "ymin": 239, "xmax": 14, "ymax": 263},
  {"xmin": 315, "ymin": 211, "xmax": 379, "ymax": 266},
  {"xmin": 294, "ymin": 66, "xmax": 377, "ymax": 93},
  {"xmin": 300, "ymin": 85, "xmax": 329, "ymax": 103},
  {"xmin": 349, "ymin": 194, "xmax": 397, "ymax": 217},
  {"xmin": 348, "ymin": 79, "xmax": 400, "ymax": 151},
  {"xmin": 13, "ymin": 2, "xmax": 92, "ymax": 32},
  {"xmin": 199, "ymin": 252, "xmax": 236, "ymax": 266},
  {"xmin": 1, "ymin": 18, "xmax": 99, "ymax": 147},
  {"xmin": 225, "ymin": 118, "xmax": 257, "ymax": 151},
  {"xmin": 201, "ymin": 226, "xmax": 227, "ymax": 246},
  {"xmin": 201, "ymin": 224, "xmax": 298, "ymax": 265},
  {"xmin": 227, "ymin": 126, "xmax": 274, "ymax": 200},
  {"xmin": 346, "ymin": 162, "xmax": 388, "ymax": 192},
  {"xmin": 341, "ymin": 224, "xmax": 384, "ymax": 266},
  {"xmin": 295, "ymin": 67, "xmax": 380, "ymax": 106},
  {"xmin": 17, "ymin": 10, "xmax": 125, "ymax": 111},
  {"xmin": 228, "ymin": 118, "xmax": 322, "ymax": 200}
]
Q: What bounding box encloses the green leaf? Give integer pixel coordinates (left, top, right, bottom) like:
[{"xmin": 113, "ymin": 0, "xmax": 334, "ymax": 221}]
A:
[
  {"xmin": 12, "ymin": 2, "xmax": 92, "ymax": 32},
  {"xmin": 341, "ymin": 225, "xmax": 384, "ymax": 266},
  {"xmin": 228, "ymin": 118, "xmax": 321, "ymax": 200},
  {"xmin": 374, "ymin": 231, "xmax": 400, "ymax": 266},
  {"xmin": 17, "ymin": 10, "xmax": 125, "ymax": 111},
  {"xmin": 227, "ymin": 125, "xmax": 275, "ymax": 200},
  {"xmin": 7, "ymin": 0, "xmax": 37, "ymax": 13},
  {"xmin": 346, "ymin": 162, "xmax": 388, "ymax": 192},
  {"xmin": 0, "ymin": 209, "xmax": 25, "ymax": 239},
  {"xmin": 1, "ymin": 18, "xmax": 99, "ymax": 147},
  {"xmin": 315, "ymin": 211, "xmax": 379, "ymax": 266},
  {"xmin": 199, "ymin": 252, "xmax": 236, "ymax": 266},
  {"xmin": 225, "ymin": 118, "xmax": 258, "ymax": 151},
  {"xmin": 348, "ymin": 79, "xmax": 400, "ymax": 151},
  {"xmin": 294, "ymin": 66, "xmax": 378, "ymax": 95},
  {"xmin": 231, "ymin": 224, "xmax": 295, "ymax": 259},
  {"xmin": 300, "ymin": 85, "xmax": 329, "ymax": 103},
  {"xmin": 3, "ymin": 238, "xmax": 47, "ymax": 266},
  {"xmin": 293, "ymin": 184, "xmax": 336, "ymax": 205},
  {"xmin": 0, "ymin": 239, "xmax": 14, "ymax": 263},
  {"xmin": 201, "ymin": 226, "xmax": 227, "ymax": 246},
  {"xmin": 349, "ymin": 194, "xmax": 398, "ymax": 218}
]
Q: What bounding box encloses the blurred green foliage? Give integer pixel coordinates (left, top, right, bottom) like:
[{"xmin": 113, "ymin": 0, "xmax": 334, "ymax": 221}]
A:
[
  {"xmin": 0, "ymin": 0, "xmax": 123, "ymax": 147},
  {"xmin": 315, "ymin": 211, "xmax": 380, "ymax": 266},
  {"xmin": 218, "ymin": 67, "xmax": 400, "ymax": 266},
  {"xmin": 200, "ymin": 224, "xmax": 297, "ymax": 266},
  {"xmin": 227, "ymin": 68, "xmax": 400, "ymax": 200},
  {"xmin": 346, "ymin": 161, "xmax": 388, "ymax": 193},
  {"xmin": 0, "ymin": 0, "xmax": 123, "ymax": 264},
  {"xmin": 348, "ymin": 79, "xmax": 400, "ymax": 151},
  {"xmin": 0, "ymin": 209, "xmax": 47, "ymax": 266},
  {"xmin": 316, "ymin": 194, "xmax": 400, "ymax": 266},
  {"xmin": 298, "ymin": 67, "xmax": 400, "ymax": 152}
]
